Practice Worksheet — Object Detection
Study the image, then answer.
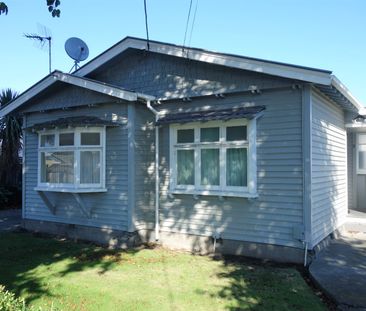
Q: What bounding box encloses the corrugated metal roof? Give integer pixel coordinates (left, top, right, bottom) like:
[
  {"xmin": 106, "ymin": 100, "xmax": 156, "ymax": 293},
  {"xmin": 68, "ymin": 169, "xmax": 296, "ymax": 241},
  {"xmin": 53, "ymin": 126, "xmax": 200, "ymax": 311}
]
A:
[
  {"xmin": 26, "ymin": 116, "xmax": 120, "ymax": 131},
  {"xmin": 156, "ymin": 106, "xmax": 265, "ymax": 126}
]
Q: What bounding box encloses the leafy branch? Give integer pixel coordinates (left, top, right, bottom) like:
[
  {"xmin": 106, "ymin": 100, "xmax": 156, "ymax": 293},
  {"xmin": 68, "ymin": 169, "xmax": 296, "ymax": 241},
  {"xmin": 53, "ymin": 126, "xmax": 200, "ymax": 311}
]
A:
[{"xmin": 0, "ymin": 0, "xmax": 61, "ymax": 17}]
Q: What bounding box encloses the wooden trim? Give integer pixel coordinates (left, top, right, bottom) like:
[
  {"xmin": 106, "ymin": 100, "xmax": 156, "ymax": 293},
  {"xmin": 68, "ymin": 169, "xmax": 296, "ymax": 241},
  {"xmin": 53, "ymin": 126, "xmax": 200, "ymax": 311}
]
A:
[
  {"xmin": 37, "ymin": 127, "xmax": 106, "ymax": 191},
  {"xmin": 76, "ymin": 37, "xmax": 332, "ymax": 85},
  {"xmin": 22, "ymin": 115, "xmax": 26, "ymax": 220},
  {"xmin": 127, "ymin": 103, "xmax": 136, "ymax": 232},
  {"xmin": 37, "ymin": 191, "xmax": 56, "ymax": 214},
  {"xmin": 71, "ymin": 193, "xmax": 91, "ymax": 218},
  {"xmin": 302, "ymin": 85, "xmax": 312, "ymax": 245},
  {"xmin": 53, "ymin": 72, "xmax": 138, "ymax": 102},
  {"xmin": 0, "ymin": 71, "xmax": 154, "ymax": 118},
  {"xmin": 169, "ymin": 119, "xmax": 257, "ymax": 197}
]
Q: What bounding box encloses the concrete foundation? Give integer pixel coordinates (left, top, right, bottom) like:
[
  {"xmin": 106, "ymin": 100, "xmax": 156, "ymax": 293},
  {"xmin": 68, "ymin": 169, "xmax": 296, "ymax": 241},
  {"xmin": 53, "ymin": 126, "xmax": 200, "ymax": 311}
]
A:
[
  {"xmin": 152, "ymin": 231, "xmax": 305, "ymax": 264},
  {"xmin": 23, "ymin": 219, "xmax": 140, "ymax": 248},
  {"xmin": 23, "ymin": 219, "xmax": 305, "ymax": 264}
]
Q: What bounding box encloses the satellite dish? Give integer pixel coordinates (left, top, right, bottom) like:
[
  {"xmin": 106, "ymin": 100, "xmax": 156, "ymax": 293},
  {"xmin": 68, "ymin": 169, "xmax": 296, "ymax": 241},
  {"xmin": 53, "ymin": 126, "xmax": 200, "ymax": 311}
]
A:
[{"xmin": 65, "ymin": 37, "xmax": 89, "ymax": 72}]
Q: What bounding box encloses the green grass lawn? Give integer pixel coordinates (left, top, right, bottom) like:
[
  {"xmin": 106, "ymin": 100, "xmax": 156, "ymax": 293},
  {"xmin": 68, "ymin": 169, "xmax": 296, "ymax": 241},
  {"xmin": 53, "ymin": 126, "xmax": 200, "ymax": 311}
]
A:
[{"xmin": 0, "ymin": 232, "xmax": 326, "ymax": 311}]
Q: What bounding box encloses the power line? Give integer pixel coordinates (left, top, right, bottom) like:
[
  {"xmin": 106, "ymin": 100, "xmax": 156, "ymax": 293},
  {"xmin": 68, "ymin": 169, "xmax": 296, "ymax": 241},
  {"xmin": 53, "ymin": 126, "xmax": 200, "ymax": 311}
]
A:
[
  {"xmin": 187, "ymin": 0, "xmax": 198, "ymax": 48},
  {"xmin": 182, "ymin": 0, "xmax": 193, "ymax": 51},
  {"xmin": 144, "ymin": 0, "xmax": 150, "ymax": 51}
]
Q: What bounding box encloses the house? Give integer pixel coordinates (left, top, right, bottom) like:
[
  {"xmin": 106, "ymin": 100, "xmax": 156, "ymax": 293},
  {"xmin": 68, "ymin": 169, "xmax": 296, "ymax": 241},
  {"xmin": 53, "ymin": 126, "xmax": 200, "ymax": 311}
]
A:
[{"xmin": 1, "ymin": 37, "xmax": 364, "ymax": 264}]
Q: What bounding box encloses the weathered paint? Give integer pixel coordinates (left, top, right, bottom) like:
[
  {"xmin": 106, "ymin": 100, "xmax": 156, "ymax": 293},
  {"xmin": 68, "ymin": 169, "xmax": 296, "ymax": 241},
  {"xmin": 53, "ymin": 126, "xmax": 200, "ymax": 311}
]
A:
[{"xmin": 310, "ymin": 89, "xmax": 347, "ymax": 247}]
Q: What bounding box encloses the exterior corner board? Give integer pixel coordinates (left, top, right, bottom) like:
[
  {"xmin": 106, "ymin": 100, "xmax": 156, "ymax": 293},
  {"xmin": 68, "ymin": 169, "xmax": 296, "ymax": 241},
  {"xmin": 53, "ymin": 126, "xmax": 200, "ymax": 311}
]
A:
[{"xmin": 302, "ymin": 85, "xmax": 312, "ymax": 243}]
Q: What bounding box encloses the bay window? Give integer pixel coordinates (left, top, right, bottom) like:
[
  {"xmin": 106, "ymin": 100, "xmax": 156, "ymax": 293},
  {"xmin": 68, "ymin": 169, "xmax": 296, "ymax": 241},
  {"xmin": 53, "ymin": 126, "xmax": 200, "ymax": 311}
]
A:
[
  {"xmin": 170, "ymin": 119, "xmax": 257, "ymax": 197},
  {"xmin": 37, "ymin": 127, "xmax": 106, "ymax": 192}
]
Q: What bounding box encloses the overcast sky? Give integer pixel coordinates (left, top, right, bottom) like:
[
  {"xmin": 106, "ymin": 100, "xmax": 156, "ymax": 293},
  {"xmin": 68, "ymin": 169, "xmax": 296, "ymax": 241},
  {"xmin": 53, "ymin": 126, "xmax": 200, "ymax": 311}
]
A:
[{"xmin": 1, "ymin": 0, "xmax": 365, "ymax": 105}]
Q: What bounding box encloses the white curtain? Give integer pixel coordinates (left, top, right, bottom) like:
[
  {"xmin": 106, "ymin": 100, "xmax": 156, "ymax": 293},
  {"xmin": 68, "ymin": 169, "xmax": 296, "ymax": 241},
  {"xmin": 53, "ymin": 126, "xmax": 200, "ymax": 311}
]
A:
[
  {"xmin": 201, "ymin": 148, "xmax": 219, "ymax": 185},
  {"xmin": 177, "ymin": 149, "xmax": 194, "ymax": 185},
  {"xmin": 226, "ymin": 148, "xmax": 247, "ymax": 187},
  {"xmin": 80, "ymin": 151, "xmax": 101, "ymax": 184}
]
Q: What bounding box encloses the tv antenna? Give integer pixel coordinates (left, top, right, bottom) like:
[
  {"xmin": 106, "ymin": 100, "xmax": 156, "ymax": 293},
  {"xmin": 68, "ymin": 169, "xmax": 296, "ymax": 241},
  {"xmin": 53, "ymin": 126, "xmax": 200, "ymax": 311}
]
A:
[
  {"xmin": 65, "ymin": 37, "xmax": 89, "ymax": 73},
  {"xmin": 24, "ymin": 24, "xmax": 52, "ymax": 73}
]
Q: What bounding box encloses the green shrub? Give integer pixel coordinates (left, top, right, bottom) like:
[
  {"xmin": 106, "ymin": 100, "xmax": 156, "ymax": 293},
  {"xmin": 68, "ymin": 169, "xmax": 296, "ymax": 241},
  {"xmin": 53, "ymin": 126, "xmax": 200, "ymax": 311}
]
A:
[
  {"xmin": 0, "ymin": 285, "xmax": 26, "ymax": 311},
  {"xmin": 0, "ymin": 286, "xmax": 59, "ymax": 311},
  {"xmin": 0, "ymin": 186, "xmax": 21, "ymax": 210}
]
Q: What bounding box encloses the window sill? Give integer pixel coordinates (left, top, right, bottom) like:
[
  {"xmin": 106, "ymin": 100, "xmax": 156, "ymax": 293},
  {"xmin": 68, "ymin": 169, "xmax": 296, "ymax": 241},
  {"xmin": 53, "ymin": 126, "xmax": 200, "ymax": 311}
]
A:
[
  {"xmin": 34, "ymin": 187, "xmax": 107, "ymax": 193},
  {"xmin": 168, "ymin": 189, "xmax": 258, "ymax": 198}
]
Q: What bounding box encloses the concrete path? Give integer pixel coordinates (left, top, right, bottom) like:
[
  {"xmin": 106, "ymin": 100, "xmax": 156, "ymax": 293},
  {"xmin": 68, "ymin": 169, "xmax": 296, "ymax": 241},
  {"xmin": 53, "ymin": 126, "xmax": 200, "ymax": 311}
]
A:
[
  {"xmin": 0, "ymin": 209, "xmax": 21, "ymax": 231},
  {"xmin": 310, "ymin": 211, "xmax": 366, "ymax": 310}
]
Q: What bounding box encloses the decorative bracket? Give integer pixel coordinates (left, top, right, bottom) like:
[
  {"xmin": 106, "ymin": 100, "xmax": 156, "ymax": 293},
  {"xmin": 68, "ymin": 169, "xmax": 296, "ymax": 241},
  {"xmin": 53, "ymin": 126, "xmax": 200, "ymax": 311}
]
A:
[
  {"xmin": 37, "ymin": 191, "xmax": 56, "ymax": 214},
  {"xmin": 71, "ymin": 193, "xmax": 91, "ymax": 218}
]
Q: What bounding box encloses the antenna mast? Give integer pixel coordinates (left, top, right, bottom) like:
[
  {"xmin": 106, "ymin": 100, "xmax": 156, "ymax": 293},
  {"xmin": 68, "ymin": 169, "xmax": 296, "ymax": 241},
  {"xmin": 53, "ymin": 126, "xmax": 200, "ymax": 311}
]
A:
[{"xmin": 24, "ymin": 30, "xmax": 52, "ymax": 73}]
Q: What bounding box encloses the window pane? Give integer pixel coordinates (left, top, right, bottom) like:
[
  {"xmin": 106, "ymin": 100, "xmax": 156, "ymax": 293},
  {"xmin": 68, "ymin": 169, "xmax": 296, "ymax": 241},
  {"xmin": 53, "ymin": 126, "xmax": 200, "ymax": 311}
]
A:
[
  {"xmin": 41, "ymin": 151, "xmax": 74, "ymax": 184},
  {"xmin": 177, "ymin": 129, "xmax": 194, "ymax": 143},
  {"xmin": 359, "ymin": 151, "xmax": 366, "ymax": 170},
  {"xmin": 59, "ymin": 133, "xmax": 74, "ymax": 146},
  {"xmin": 226, "ymin": 126, "xmax": 247, "ymax": 141},
  {"xmin": 201, "ymin": 127, "xmax": 219, "ymax": 142},
  {"xmin": 81, "ymin": 132, "xmax": 100, "ymax": 145},
  {"xmin": 177, "ymin": 150, "xmax": 194, "ymax": 185},
  {"xmin": 80, "ymin": 151, "xmax": 101, "ymax": 184},
  {"xmin": 201, "ymin": 149, "xmax": 219, "ymax": 186},
  {"xmin": 227, "ymin": 148, "xmax": 247, "ymax": 187},
  {"xmin": 359, "ymin": 134, "xmax": 366, "ymax": 145},
  {"xmin": 40, "ymin": 134, "xmax": 55, "ymax": 147}
]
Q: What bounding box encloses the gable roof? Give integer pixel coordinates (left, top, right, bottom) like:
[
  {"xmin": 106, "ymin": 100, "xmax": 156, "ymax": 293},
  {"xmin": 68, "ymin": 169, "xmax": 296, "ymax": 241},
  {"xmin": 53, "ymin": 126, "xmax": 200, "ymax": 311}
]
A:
[
  {"xmin": 0, "ymin": 37, "xmax": 363, "ymax": 117},
  {"xmin": 0, "ymin": 70, "xmax": 154, "ymax": 118},
  {"xmin": 77, "ymin": 37, "xmax": 333, "ymax": 85}
]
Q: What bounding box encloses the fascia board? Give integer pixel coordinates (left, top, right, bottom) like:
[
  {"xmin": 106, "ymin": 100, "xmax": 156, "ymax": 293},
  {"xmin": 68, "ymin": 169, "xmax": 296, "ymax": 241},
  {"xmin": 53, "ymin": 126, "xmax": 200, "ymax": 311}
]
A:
[
  {"xmin": 345, "ymin": 123, "xmax": 366, "ymax": 128},
  {"xmin": 0, "ymin": 74, "xmax": 57, "ymax": 118},
  {"xmin": 331, "ymin": 75, "xmax": 364, "ymax": 112},
  {"xmin": 76, "ymin": 38, "xmax": 332, "ymax": 85},
  {"xmin": 0, "ymin": 70, "xmax": 152, "ymax": 118},
  {"xmin": 53, "ymin": 72, "xmax": 138, "ymax": 101}
]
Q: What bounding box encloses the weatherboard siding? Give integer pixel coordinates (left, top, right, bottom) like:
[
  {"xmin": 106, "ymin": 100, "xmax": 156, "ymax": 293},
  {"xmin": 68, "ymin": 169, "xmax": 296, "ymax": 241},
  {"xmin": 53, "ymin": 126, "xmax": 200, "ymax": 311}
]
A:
[
  {"xmin": 311, "ymin": 90, "xmax": 347, "ymax": 247},
  {"xmin": 23, "ymin": 104, "xmax": 129, "ymax": 230},
  {"xmin": 22, "ymin": 83, "xmax": 118, "ymax": 113},
  {"xmin": 157, "ymin": 89, "xmax": 304, "ymax": 248},
  {"xmin": 90, "ymin": 50, "xmax": 292, "ymax": 100},
  {"xmin": 133, "ymin": 104, "xmax": 155, "ymax": 230}
]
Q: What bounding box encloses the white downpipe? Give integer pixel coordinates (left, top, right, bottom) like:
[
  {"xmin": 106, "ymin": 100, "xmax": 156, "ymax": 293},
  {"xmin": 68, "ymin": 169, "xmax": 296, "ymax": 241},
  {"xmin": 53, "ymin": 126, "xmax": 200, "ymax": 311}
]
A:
[
  {"xmin": 145, "ymin": 100, "xmax": 160, "ymax": 241},
  {"xmin": 303, "ymin": 241, "xmax": 308, "ymax": 267}
]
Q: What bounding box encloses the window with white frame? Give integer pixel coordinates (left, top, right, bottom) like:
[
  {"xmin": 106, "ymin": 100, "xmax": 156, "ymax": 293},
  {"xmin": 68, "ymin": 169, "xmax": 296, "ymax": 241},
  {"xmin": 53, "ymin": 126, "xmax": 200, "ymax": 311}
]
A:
[
  {"xmin": 357, "ymin": 133, "xmax": 366, "ymax": 174},
  {"xmin": 37, "ymin": 127, "xmax": 106, "ymax": 191},
  {"xmin": 169, "ymin": 119, "xmax": 257, "ymax": 197}
]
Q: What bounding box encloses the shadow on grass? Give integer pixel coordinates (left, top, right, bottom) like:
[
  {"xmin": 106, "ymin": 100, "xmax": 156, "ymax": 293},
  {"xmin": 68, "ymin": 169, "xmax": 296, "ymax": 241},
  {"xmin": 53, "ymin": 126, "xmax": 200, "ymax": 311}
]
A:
[
  {"xmin": 198, "ymin": 256, "xmax": 326, "ymax": 311},
  {"xmin": 0, "ymin": 232, "xmax": 326, "ymax": 310},
  {"xmin": 0, "ymin": 231, "xmax": 147, "ymax": 304}
]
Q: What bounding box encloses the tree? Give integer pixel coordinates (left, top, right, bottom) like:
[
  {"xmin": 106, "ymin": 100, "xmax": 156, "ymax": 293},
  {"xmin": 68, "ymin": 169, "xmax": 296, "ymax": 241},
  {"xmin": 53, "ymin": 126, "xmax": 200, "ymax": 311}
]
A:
[
  {"xmin": 0, "ymin": 0, "xmax": 61, "ymax": 17},
  {"xmin": 0, "ymin": 89, "xmax": 22, "ymax": 187}
]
